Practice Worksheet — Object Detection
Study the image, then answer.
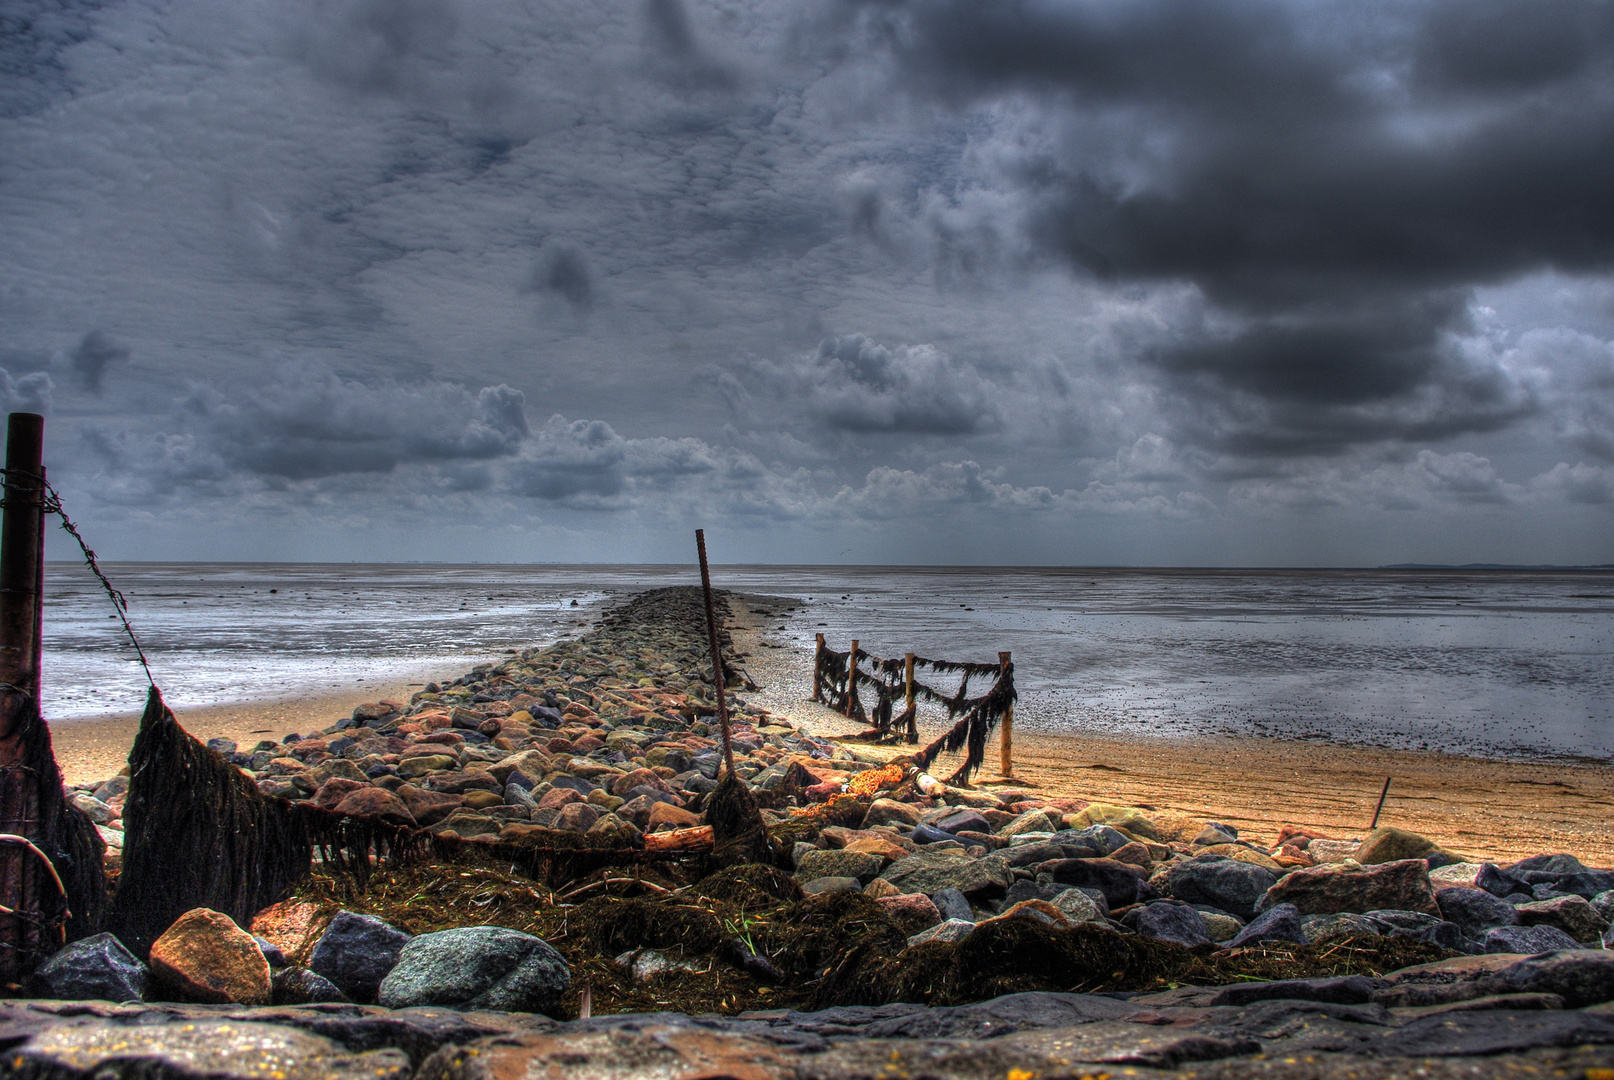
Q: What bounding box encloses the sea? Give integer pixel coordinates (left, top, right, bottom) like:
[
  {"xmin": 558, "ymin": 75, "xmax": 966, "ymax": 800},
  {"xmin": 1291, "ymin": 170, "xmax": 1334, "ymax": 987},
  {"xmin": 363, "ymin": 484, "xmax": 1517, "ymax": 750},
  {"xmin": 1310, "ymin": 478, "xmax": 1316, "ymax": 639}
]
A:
[{"xmin": 38, "ymin": 562, "xmax": 1614, "ymax": 763}]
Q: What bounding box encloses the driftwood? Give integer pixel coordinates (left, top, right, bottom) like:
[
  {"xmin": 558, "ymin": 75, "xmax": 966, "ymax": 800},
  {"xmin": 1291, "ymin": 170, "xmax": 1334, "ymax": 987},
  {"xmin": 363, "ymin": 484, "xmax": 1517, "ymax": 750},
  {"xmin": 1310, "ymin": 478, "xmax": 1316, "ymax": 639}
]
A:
[{"xmin": 643, "ymin": 825, "xmax": 715, "ymax": 854}]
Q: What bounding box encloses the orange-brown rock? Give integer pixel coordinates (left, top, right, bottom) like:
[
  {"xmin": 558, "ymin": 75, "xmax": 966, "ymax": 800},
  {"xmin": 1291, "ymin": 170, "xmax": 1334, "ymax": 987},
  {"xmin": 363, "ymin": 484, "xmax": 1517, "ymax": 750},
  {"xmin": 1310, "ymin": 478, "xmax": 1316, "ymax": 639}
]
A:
[
  {"xmin": 396, "ymin": 784, "xmax": 465, "ymax": 826},
  {"xmin": 843, "ymin": 835, "xmax": 909, "ymax": 862},
  {"xmin": 249, "ymin": 900, "xmax": 326, "ymax": 966},
  {"xmin": 1108, "ymin": 841, "xmax": 1153, "ymax": 869},
  {"xmin": 646, "ymin": 801, "xmax": 702, "ymax": 831},
  {"xmin": 150, "ymin": 908, "xmax": 272, "ymax": 1005},
  {"xmin": 312, "ymin": 777, "xmax": 368, "ymax": 810}
]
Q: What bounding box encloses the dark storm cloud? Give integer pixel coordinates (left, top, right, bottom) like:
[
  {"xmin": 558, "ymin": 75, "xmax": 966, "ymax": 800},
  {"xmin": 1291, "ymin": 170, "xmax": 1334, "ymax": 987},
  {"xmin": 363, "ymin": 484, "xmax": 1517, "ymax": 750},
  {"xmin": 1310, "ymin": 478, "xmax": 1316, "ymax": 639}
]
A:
[
  {"xmin": 642, "ymin": 0, "xmax": 739, "ymax": 91},
  {"xmin": 834, "ymin": 0, "xmax": 1614, "ymax": 450},
  {"xmin": 0, "ymin": 0, "xmax": 101, "ymax": 119},
  {"xmin": 68, "ymin": 330, "xmax": 129, "ymax": 393}
]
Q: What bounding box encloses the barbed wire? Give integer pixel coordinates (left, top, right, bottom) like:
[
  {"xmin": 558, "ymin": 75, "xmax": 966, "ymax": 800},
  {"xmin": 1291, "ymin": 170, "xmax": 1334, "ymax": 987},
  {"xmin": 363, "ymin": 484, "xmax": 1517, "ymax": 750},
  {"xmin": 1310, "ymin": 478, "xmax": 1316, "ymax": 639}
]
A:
[{"xmin": 0, "ymin": 468, "xmax": 155, "ymax": 688}]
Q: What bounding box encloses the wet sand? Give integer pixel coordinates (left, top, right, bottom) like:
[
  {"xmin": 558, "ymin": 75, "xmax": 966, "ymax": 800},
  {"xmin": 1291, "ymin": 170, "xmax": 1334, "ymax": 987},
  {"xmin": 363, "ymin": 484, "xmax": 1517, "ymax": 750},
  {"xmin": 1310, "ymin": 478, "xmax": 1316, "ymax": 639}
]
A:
[
  {"xmin": 730, "ymin": 601, "xmax": 1614, "ymax": 867},
  {"xmin": 47, "ymin": 594, "xmax": 1614, "ymax": 868}
]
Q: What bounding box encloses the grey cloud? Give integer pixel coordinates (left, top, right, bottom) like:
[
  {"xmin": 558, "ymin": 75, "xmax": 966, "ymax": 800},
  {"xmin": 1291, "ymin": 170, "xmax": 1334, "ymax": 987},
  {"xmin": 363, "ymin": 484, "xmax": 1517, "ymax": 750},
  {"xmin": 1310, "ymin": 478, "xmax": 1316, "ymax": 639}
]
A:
[
  {"xmin": 0, "ymin": 369, "xmax": 53, "ymax": 416},
  {"xmin": 68, "ymin": 330, "xmax": 129, "ymax": 393},
  {"xmin": 741, "ymin": 334, "xmax": 1005, "ymax": 436},
  {"xmin": 139, "ymin": 364, "xmax": 530, "ymax": 483},
  {"xmin": 642, "ymin": 0, "xmax": 739, "ymax": 91},
  {"xmin": 527, "ymin": 244, "xmax": 595, "ymax": 315},
  {"xmin": 823, "ymin": 0, "xmax": 1614, "ymax": 453}
]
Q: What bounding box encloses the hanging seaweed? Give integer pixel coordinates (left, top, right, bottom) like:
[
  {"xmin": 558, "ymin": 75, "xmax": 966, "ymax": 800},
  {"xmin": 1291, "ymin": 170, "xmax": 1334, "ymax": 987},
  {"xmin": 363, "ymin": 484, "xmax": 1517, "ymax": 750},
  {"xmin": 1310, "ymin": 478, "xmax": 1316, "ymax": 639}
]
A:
[
  {"xmin": 911, "ymin": 657, "xmax": 1016, "ymax": 784},
  {"xmin": 0, "ymin": 687, "xmax": 104, "ymax": 983},
  {"xmin": 108, "ymin": 686, "xmax": 413, "ymax": 957}
]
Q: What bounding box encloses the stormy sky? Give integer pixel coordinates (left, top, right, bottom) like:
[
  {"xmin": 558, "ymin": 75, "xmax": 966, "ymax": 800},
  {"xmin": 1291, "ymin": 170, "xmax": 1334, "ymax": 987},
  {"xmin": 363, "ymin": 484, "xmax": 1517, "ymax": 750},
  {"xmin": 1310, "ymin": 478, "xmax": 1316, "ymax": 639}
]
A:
[{"xmin": 3, "ymin": 0, "xmax": 1614, "ymax": 565}]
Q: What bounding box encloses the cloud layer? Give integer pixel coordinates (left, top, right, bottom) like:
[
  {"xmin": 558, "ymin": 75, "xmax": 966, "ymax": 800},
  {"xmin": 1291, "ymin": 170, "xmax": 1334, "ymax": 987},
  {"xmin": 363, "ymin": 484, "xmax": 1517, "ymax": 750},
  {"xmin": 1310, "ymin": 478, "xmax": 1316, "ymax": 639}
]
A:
[{"xmin": 0, "ymin": 0, "xmax": 1611, "ymax": 563}]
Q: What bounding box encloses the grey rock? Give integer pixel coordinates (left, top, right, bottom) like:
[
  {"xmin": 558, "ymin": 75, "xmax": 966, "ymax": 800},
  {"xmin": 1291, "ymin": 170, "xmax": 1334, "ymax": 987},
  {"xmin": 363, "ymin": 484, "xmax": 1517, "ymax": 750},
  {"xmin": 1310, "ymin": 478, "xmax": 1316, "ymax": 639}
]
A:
[
  {"xmin": 880, "ymin": 850, "xmax": 1013, "ymax": 899},
  {"xmin": 1225, "ymin": 903, "xmax": 1306, "ymax": 947},
  {"xmin": 909, "ymin": 822, "xmax": 956, "ymax": 845},
  {"xmin": 1363, "ymin": 909, "xmax": 1443, "ymax": 934},
  {"xmin": 1130, "ymin": 901, "xmax": 1212, "ymax": 947},
  {"xmin": 1048, "ymin": 887, "xmax": 1103, "ymax": 924},
  {"xmin": 907, "ymin": 918, "xmax": 976, "ymax": 947},
  {"xmin": 1166, "ymin": 855, "xmax": 1276, "ymax": 921},
  {"xmin": 801, "ymin": 876, "xmax": 862, "ymax": 895},
  {"xmin": 1509, "ymin": 853, "xmax": 1587, "ymax": 876},
  {"xmin": 795, "ymin": 849, "xmax": 885, "ymax": 884},
  {"xmin": 1208, "ymin": 974, "xmax": 1381, "ymax": 1007},
  {"xmin": 1484, "ymin": 923, "xmax": 1583, "ymax": 954},
  {"xmin": 931, "ymin": 887, "xmax": 973, "ymax": 922},
  {"xmin": 271, "ymin": 967, "xmax": 348, "ymax": 1005},
  {"xmin": 1198, "ymin": 910, "xmax": 1244, "ymax": 942},
  {"xmin": 1436, "ymin": 886, "xmax": 1520, "ymax": 936},
  {"xmin": 932, "ymin": 808, "xmax": 991, "ymax": 835},
  {"xmin": 309, "ymin": 911, "xmax": 411, "ymax": 1004},
  {"xmin": 1516, "ymin": 894, "xmax": 1608, "ymax": 941},
  {"xmin": 36, "ymin": 933, "xmax": 147, "ymax": 1002},
  {"xmin": 1370, "ymin": 1009, "xmax": 1614, "ymax": 1057},
  {"xmin": 1476, "ymin": 862, "xmax": 1527, "ymax": 898},
  {"xmin": 858, "ymin": 991, "xmax": 1143, "ymax": 1039},
  {"xmin": 379, "ymin": 925, "xmax": 570, "ymax": 1014},
  {"xmin": 1494, "ymin": 949, "xmax": 1614, "ymax": 1007},
  {"xmin": 1301, "ymin": 912, "xmax": 1382, "ymax": 944},
  {"xmin": 1042, "ymin": 858, "xmax": 1154, "ymax": 909}
]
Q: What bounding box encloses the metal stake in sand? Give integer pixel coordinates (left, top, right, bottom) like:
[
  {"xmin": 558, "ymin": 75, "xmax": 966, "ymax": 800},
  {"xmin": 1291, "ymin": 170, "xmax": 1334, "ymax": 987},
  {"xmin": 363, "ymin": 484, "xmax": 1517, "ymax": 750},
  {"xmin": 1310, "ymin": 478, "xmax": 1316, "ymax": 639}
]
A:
[
  {"xmin": 696, "ymin": 529, "xmax": 736, "ymax": 777},
  {"xmin": 1369, "ymin": 776, "xmax": 1392, "ymax": 831}
]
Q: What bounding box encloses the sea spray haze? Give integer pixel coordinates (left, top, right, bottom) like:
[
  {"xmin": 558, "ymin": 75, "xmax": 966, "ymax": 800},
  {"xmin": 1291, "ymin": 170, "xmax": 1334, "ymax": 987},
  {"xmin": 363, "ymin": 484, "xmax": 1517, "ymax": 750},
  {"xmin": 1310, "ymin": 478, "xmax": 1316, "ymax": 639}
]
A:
[{"xmin": 42, "ymin": 563, "xmax": 1613, "ymax": 762}]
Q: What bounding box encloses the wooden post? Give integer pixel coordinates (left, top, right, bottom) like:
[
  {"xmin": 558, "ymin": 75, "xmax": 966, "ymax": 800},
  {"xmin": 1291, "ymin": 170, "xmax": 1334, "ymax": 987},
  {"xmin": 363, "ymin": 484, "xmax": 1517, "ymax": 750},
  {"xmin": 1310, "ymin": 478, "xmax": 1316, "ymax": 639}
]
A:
[
  {"xmin": 0, "ymin": 412, "xmax": 46, "ymax": 988},
  {"xmin": 998, "ymin": 650, "xmax": 1013, "ymax": 779},
  {"xmin": 812, "ymin": 633, "xmax": 825, "ymax": 701},
  {"xmin": 845, "ymin": 639, "xmax": 859, "ymax": 716},
  {"xmin": 0, "ymin": 413, "xmax": 45, "ymax": 703},
  {"xmin": 903, "ymin": 651, "xmax": 917, "ymax": 744},
  {"xmin": 694, "ymin": 530, "xmax": 735, "ymax": 777}
]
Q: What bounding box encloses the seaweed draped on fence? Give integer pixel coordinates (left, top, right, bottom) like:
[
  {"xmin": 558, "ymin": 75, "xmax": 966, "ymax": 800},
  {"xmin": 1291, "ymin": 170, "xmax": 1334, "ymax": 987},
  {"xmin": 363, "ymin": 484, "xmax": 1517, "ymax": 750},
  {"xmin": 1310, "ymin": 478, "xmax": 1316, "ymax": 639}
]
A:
[
  {"xmin": 812, "ymin": 643, "xmax": 1015, "ymax": 784},
  {"xmin": 109, "ymin": 686, "xmax": 415, "ymax": 957}
]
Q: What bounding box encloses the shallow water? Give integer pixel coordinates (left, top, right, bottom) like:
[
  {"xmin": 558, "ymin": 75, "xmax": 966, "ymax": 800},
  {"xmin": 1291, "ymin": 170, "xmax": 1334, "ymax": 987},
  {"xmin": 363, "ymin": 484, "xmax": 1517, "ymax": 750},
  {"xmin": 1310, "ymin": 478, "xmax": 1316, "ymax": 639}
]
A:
[{"xmin": 39, "ymin": 562, "xmax": 1614, "ymax": 762}]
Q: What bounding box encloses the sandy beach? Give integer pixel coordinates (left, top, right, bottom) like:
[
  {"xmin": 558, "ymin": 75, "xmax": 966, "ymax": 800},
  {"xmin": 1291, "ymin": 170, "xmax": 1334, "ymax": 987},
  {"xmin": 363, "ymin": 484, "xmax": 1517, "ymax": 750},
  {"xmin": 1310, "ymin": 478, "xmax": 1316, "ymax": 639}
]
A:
[{"xmin": 45, "ymin": 593, "xmax": 1614, "ymax": 868}]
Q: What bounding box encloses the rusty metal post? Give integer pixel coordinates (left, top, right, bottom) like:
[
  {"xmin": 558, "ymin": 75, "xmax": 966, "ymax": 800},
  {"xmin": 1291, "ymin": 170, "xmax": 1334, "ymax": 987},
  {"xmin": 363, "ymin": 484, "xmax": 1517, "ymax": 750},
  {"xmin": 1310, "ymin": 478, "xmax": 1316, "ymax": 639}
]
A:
[
  {"xmin": 998, "ymin": 651, "xmax": 1013, "ymax": 779},
  {"xmin": 695, "ymin": 530, "xmax": 735, "ymax": 778},
  {"xmin": 812, "ymin": 633, "xmax": 825, "ymax": 702},
  {"xmin": 846, "ymin": 640, "xmax": 859, "ymax": 717},
  {"xmin": 0, "ymin": 413, "xmax": 45, "ymax": 706}
]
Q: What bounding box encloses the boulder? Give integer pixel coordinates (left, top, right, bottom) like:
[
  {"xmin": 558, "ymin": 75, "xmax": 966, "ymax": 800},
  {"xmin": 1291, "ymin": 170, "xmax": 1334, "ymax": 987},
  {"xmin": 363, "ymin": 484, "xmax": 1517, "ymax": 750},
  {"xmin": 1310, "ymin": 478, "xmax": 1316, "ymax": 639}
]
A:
[
  {"xmin": 931, "ymin": 808, "xmax": 991, "ymax": 836},
  {"xmin": 1198, "ymin": 911, "xmax": 1244, "ymax": 942},
  {"xmin": 863, "ymin": 877, "xmax": 901, "ymax": 899},
  {"xmin": 1258, "ymin": 858, "xmax": 1439, "ymax": 916},
  {"xmin": 802, "ymin": 876, "xmax": 861, "ymax": 895},
  {"xmin": 1042, "ymin": 858, "xmax": 1155, "ymax": 909},
  {"xmin": 646, "ymin": 801, "xmax": 701, "ymax": 831},
  {"xmin": 149, "ymin": 908, "xmax": 272, "ymax": 1005},
  {"xmin": 879, "ymin": 850, "xmax": 1014, "ymax": 899},
  {"xmin": 1000, "ymin": 809, "xmax": 1058, "ymax": 838},
  {"xmin": 1068, "ymin": 803, "xmax": 1160, "ymax": 841},
  {"xmin": 271, "ymin": 966, "xmax": 349, "ymax": 1005},
  {"xmin": 1301, "ymin": 912, "xmax": 1382, "ymax": 944},
  {"xmin": 1166, "ymin": 855, "xmax": 1277, "ymax": 921},
  {"xmin": 396, "ymin": 785, "xmax": 465, "ymax": 826},
  {"xmin": 1306, "ymin": 839, "xmax": 1361, "ymax": 864},
  {"xmin": 908, "ymin": 918, "xmax": 976, "ymax": 947},
  {"xmin": 878, "ymin": 893, "xmax": 943, "ymax": 935},
  {"xmin": 308, "ymin": 911, "xmax": 411, "ymax": 1004},
  {"xmin": 1436, "ymin": 886, "xmax": 1519, "ymax": 937},
  {"xmin": 863, "ymin": 798, "xmax": 924, "ymax": 830},
  {"xmin": 1354, "ymin": 826, "xmax": 1439, "ymax": 865},
  {"xmin": 796, "ymin": 849, "xmax": 886, "ymax": 884},
  {"xmin": 1049, "ymin": 887, "xmax": 1104, "ymax": 924},
  {"xmin": 1475, "ymin": 862, "xmax": 1528, "ymax": 898},
  {"xmin": 554, "ymin": 802, "xmax": 601, "ymax": 832},
  {"xmin": 396, "ymin": 754, "xmax": 456, "ymax": 779},
  {"xmin": 378, "ymin": 926, "xmax": 570, "ymax": 1014},
  {"xmin": 1494, "ymin": 950, "xmax": 1614, "ymax": 1007},
  {"xmin": 1483, "ymin": 924, "xmax": 1582, "ymax": 954},
  {"xmin": 1516, "ymin": 895, "xmax": 1607, "ymax": 942},
  {"xmin": 311, "ymin": 777, "xmax": 368, "ymax": 810},
  {"xmin": 1130, "ymin": 902, "xmax": 1212, "ymax": 947},
  {"xmin": 248, "ymin": 900, "xmax": 325, "ymax": 966},
  {"xmin": 37, "ymin": 933, "xmax": 148, "ymax": 1002},
  {"xmin": 930, "ymin": 887, "xmax": 973, "ymax": 922},
  {"xmin": 332, "ymin": 787, "xmax": 417, "ymax": 826},
  {"xmin": 1225, "ymin": 903, "xmax": 1307, "ymax": 947}
]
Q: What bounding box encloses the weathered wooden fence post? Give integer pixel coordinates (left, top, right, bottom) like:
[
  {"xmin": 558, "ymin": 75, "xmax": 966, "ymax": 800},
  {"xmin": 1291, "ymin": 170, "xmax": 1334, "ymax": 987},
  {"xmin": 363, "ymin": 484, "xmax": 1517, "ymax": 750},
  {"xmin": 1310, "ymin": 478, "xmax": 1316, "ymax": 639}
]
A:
[
  {"xmin": 998, "ymin": 650, "xmax": 1014, "ymax": 779},
  {"xmin": 845, "ymin": 639, "xmax": 859, "ymax": 716},
  {"xmin": 812, "ymin": 633, "xmax": 825, "ymax": 701},
  {"xmin": 903, "ymin": 652, "xmax": 917, "ymax": 742},
  {"xmin": 0, "ymin": 412, "xmax": 47, "ymax": 986}
]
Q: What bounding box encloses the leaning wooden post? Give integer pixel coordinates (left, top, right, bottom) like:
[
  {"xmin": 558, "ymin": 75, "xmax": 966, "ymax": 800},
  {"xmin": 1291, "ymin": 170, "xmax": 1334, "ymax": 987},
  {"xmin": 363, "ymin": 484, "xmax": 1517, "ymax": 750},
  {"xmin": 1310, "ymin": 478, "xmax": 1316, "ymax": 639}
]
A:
[
  {"xmin": 998, "ymin": 650, "xmax": 1014, "ymax": 779},
  {"xmin": 903, "ymin": 652, "xmax": 916, "ymax": 742},
  {"xmin": 812, "ymin": 633, "xmax": 825, "ymax": 702},
  {"xmin": 0, "ymin": 413, "xmax": 47, "ymax": 987},
  {"xmin": 845, "ymin": 639, "xmax": 859, "ymax": 716}
]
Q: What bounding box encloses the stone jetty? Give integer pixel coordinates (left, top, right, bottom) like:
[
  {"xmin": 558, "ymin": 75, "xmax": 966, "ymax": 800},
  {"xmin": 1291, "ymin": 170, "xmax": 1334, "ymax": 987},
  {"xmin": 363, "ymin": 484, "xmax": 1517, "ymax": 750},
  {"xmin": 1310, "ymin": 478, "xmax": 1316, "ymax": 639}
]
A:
[{"xmin": 11, "ymin": 586, "xmax": 1614, "ymax": 1078}]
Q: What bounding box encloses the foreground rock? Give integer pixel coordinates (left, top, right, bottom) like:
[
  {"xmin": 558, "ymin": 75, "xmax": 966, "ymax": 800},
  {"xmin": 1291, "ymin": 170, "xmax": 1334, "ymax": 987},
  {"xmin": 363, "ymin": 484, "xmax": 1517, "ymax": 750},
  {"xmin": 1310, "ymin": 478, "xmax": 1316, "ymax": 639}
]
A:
[
  {"xmin": 378, "ymin": 926, "xmax": 571, "ymax": 1013},
  {"xmin": 7, "ymin": 964, "xmax": 1614, "ymax": 1080},
  {"xmin": 147, "ymin": 909, "xmax": 271, "ymax": 1005}
]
